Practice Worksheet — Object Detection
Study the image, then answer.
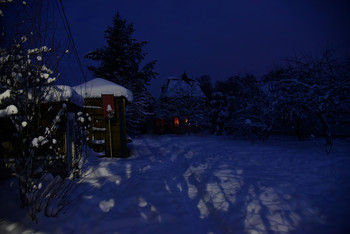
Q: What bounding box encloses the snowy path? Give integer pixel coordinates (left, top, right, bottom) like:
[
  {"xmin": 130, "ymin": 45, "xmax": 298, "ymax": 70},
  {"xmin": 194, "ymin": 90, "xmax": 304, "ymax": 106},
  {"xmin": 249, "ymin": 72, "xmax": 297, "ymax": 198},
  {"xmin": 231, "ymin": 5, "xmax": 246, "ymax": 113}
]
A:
[{"xmin": 1, "ymin": 134, "xmax": 350, "ymax": 233}]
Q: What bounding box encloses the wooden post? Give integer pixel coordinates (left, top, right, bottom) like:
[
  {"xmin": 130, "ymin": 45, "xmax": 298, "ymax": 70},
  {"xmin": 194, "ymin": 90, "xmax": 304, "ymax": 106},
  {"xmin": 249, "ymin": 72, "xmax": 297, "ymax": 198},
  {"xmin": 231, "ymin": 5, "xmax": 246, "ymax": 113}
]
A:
[
  {"xmin": 102, "ymin": 95, "xmax": 115, "ymax": 158},
  {"xmin": 108, "ymin": 118, "xmax": 113, "ymax": 158},
  {"xmin": 119, "ymin": 98, "xmax": 126, "ymax": 157}
]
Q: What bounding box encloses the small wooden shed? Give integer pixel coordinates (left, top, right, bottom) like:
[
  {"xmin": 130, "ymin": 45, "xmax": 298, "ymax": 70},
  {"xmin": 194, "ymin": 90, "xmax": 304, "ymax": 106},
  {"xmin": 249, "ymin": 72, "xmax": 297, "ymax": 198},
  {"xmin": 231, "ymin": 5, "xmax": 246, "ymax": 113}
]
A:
[{"xmin": 73, "ymin": 78, "xmax": 133, "ymax": 158}]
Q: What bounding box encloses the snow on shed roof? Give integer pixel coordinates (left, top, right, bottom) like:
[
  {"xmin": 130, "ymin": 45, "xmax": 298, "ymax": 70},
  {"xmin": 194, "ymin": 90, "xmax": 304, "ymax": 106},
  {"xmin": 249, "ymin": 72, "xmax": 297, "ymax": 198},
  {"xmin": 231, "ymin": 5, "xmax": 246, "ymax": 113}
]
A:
[
  {"xmin": 73, "ymin": 78, "xmax": 133, "ymax": 102},
  {"xmin": 42, "ymin": 85, "xmax": 84, "ymax": 107}
]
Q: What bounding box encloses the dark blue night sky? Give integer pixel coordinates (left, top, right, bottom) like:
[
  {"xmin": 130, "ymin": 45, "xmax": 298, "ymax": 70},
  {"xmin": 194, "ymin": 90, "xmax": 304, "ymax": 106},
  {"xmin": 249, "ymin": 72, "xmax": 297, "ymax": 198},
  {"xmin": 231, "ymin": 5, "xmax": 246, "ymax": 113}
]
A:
[{"xmin": 63, "ymin": 0, "xmax": 350, "ymax": 97}]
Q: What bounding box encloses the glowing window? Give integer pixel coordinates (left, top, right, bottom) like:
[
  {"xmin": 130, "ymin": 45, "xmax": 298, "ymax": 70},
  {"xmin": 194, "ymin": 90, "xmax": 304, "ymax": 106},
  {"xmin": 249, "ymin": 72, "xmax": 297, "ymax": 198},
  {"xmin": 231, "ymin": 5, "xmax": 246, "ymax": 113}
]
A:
[
  {"xmin": 185, "ymin": 116, "xmax": 190, "ymax": 125},
  {"xmin": 174, "ymin": 116, "xmax": 180, "ymax": 127}
]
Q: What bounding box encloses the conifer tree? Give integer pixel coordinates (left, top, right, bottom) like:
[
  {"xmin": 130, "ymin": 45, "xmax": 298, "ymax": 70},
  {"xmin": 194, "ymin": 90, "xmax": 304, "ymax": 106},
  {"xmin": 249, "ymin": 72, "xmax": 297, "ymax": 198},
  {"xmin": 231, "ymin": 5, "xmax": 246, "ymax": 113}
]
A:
[{"xmin": 85, "ymin": 12, "xmax": 157, "ymax": 134}]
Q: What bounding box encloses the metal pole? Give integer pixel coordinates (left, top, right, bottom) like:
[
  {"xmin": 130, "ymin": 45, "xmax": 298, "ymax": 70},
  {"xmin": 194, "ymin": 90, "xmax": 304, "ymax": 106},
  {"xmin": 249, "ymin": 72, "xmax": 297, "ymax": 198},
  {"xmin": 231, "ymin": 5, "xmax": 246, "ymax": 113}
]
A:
[{"xmin": 108, "ymin": 118, "xmax": 113, "ymax": 158}]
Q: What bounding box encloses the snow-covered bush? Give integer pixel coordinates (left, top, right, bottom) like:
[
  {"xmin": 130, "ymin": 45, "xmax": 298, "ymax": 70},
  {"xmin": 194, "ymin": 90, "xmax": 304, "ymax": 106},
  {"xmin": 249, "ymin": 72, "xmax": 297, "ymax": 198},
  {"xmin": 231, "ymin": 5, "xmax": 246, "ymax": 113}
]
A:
[
  {"xmin": 209, "ymin": 92, "xmax": 225, "ymax": 135},
  {"xmin": 0, "ymin": 0, "xmax": 89, "ymax": 221},
  {"xmin": 22, "ymin": 106, "xmax": 89, "ymax": 222},
  {"xmin": 26, "ymin": 173, "xmax": 80, "ymax": 221},
  {"xmin": 212, "ymin": 75, "xmax": 273, "ymax": 141}
]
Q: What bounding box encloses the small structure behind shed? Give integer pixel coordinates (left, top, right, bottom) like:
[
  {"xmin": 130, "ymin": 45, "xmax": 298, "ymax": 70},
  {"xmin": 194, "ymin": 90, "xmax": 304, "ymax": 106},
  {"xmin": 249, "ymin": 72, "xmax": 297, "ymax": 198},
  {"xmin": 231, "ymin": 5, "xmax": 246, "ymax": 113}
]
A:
[
  {"xmin": 153, "ymin": 73, "xmax": 206, "ymax": 134},
  {"xmin": 73, "ymin": 78, "xmax": 133, "ymax": 158}
]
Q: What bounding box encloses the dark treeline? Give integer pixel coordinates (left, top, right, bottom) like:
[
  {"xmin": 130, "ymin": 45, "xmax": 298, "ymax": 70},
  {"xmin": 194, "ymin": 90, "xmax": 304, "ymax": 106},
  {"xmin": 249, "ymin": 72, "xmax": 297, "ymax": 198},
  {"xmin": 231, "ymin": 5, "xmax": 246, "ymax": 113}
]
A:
[{"xmin": 196, "ymin": 50, "xmax": 350, "ymax": 152}]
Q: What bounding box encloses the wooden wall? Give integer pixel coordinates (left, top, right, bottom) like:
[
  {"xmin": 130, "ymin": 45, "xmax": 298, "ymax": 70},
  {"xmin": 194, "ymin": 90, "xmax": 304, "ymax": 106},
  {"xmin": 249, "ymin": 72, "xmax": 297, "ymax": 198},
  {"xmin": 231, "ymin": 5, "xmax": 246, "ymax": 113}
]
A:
[{"xmin": 84, "ymin": 97, "xmax": 127, "ymax": 158}]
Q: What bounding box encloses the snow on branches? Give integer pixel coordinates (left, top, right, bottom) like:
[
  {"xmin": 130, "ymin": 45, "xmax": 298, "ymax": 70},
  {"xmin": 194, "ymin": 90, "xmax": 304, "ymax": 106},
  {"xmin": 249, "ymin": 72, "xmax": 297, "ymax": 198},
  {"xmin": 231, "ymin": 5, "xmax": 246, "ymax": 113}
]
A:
[
  {"xmin": 0, "ymin": 104, "xmax": 18, "ymax": 117},
  {"xmin": 0, "ymin": 1, "xmax": 87, "ymax": 221},
  {"xmin": 262, "ymin": 51, "xmax": 350, "ymax": 153}
]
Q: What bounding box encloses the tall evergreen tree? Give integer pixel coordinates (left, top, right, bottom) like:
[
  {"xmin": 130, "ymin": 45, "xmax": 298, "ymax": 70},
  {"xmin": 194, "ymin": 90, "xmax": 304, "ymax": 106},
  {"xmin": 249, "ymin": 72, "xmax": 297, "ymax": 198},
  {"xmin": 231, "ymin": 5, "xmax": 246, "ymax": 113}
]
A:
[{"xmin": 85, "ymin": 12, "xmax": 157, "ymax": 134}]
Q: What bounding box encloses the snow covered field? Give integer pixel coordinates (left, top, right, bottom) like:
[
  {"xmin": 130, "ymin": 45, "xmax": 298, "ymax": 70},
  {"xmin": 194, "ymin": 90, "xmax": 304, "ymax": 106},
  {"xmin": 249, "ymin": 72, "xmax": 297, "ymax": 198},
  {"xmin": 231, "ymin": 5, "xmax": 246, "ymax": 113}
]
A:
[{"xmin": 1, "ymin": 134, "xmax": 350, "ymax": 233}]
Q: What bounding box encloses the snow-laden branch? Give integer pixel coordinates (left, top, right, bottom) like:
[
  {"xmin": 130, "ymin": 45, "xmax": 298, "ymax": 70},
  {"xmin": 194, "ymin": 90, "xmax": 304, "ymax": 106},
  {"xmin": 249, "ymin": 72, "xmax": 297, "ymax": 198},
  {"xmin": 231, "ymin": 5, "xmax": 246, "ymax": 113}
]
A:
[
  {"xmin": 0, "ymin": 105, "xmax": 18, "ymax": 117},
  {"xmin": 0, "ymin": 89, "xmax": 11, "ymax": 104},
  {"xmin": 270, "ymin": 78, "xmax": 313, "ymax": 89}
]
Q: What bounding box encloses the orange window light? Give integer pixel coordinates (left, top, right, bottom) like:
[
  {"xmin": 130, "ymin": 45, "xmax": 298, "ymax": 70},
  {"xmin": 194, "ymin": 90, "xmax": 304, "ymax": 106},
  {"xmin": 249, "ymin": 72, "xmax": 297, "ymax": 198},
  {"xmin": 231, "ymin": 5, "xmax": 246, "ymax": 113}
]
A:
[
  {"xmin": 174, "ymin": 116, "xmax": 180, "ymax": 127},
  {"xmin": 185, "ymin": 116, "xmax": 190, "ymax": 125}
]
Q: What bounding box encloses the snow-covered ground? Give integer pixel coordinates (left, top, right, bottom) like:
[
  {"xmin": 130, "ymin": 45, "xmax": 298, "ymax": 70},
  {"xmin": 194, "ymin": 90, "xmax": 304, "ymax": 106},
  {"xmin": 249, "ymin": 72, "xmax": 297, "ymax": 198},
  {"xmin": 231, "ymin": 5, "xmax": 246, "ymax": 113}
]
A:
[{"xmin": 1, "ymin": 134, "xmax": 350, "ymax": 233}]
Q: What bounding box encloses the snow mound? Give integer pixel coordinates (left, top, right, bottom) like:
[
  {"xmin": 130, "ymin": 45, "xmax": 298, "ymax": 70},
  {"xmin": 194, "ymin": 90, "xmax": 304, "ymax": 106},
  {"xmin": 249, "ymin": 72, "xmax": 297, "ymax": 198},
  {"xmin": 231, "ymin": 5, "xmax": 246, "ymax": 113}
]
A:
[{"xmin": 73, "ymin": 78, "xmax": 133, "ymax": 102}]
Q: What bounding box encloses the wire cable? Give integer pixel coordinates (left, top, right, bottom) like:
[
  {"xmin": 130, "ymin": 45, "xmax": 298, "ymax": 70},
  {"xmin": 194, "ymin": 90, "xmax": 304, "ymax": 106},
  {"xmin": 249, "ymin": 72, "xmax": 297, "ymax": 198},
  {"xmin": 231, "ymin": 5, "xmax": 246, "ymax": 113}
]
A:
[{"xmin": 55, "ymin": 0, "xmax": 87, "ymax": 83}]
